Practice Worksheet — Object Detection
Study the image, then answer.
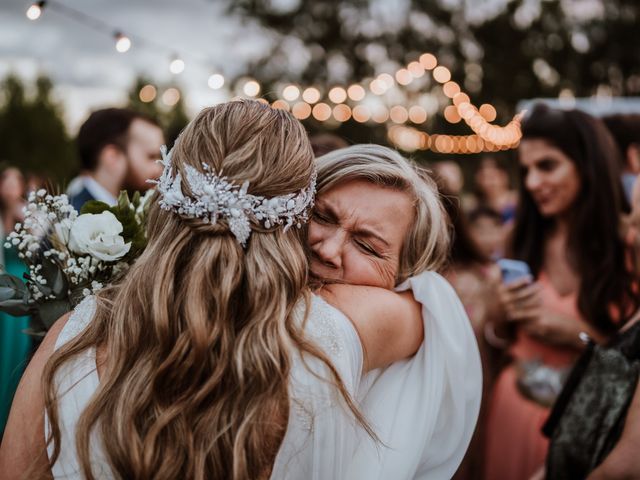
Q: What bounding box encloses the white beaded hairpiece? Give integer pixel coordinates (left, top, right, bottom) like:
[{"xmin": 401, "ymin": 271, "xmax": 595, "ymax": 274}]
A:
[{"xmin": 149, "ymin": 145, "xmax": 317, "ymax": 246}]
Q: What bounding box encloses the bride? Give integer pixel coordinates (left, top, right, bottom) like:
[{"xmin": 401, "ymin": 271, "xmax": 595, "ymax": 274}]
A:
[{"xmin": 0, "ymin": 101, "xmax": 479, "ymax": 479}]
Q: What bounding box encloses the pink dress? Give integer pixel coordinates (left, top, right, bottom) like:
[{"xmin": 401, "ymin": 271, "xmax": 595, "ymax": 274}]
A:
[{"xmin": 484, "ymin": 272, "xmax": 580, "ymax": 480}]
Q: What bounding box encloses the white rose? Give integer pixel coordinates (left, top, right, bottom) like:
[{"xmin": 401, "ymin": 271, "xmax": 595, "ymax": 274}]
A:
[{"xmin": 68, "ymin": 211, "xmax": 131, "ymax": 262}]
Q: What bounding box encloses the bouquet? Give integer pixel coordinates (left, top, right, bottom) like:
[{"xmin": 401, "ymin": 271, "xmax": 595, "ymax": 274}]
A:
[{"xmin": 0, "ymin": 189, "xmax": 153, "ymax": 336}]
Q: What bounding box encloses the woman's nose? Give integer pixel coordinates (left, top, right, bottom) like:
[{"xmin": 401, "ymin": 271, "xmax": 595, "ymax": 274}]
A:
[
  {"xmin": 314, "ymin": 231, "xmax": 344, "ymax": 269},
  {"xmin": 526, "ymin": 169, "xmax": 542, "ymax": 192}
]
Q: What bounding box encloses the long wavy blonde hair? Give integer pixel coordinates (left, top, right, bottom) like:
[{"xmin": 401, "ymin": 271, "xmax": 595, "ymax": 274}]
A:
[{"xmin": 42, "ymin": 100, "xmax": 368, "ymax": 479}]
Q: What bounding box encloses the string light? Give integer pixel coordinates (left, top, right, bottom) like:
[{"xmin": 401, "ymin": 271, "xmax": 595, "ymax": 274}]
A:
[
  {"xmin": 395, "ymin": 69, "xmax": 412, "ymax": 86},
  {"xmin": 369, "ymin": 79, "xmax": 386, "ymax": 95},
  {"xmin": 479, "ymin": 103, "xmax": 497, "ymax": 122},
  {"xmin": 377, "ymin": 73, "xmax": 394, "ymax": 89},
  {"xmin": 352, "ymin": 105, "xmax": 371, "ymax": 123},
  {"xmin": 162, "ymin": 88, "xmax": 180, "ymax": 106},
  {"xmin": 347, "ymin": 84, "xmax": 366, "ymax": 101},
  {"xmin": 271, "ymin": 99, "xmax": 290, "ymax": 111},
  {"xmin": 22, "ymin": 0, "xmax": 521, "ymax": 152},
  {"xmin": 312, "ymin": 103, "xmax": 332, "ymax": 121},
  {"xmin": 443, "ymin": 81, "xmax": 460, "ymax": 98},
  {"xmin": 407, "ymin": 61, "xmax": 425, "ymax": 78},
  {"xmin": 26, "ymin": 1, "xmax": 46, "ymax": 20},
  {"xmin": 282, "ymin": 85, "xmax": 300, "ymax": 101},
  {"xmin": 444, "ymin": 105, "xmax": 462, "ymax": 124},
  {"xmin": 169, "ymin": 56, "xmax": 185, "ymax": 74},
  {"xmin": 332, "ymin": 104, "xmax": 352, "ymax": 122},
  {"xmin": 292, "ymin": 102, "xmax": 311, "ymax": 120},
  {"xmin": 208, "ymin": 73, "xmax": 225, "ymax": 89},
  {"xmin": 371, "ymin": 105, "xmax": 390, "ymax": 124},
  {"xmin": 433, "ymin": 66, "xmax": 451, "ymax": 83},
  {"xmin": 328, "ymin": 87, "xmax": 347, "ymax": 104},
  {"xmin": 138, "ymin": 84, "xmax": 156, "ymax": 103},
  {"xmin": 408, "ymin": 106, "xmax": 427, "ymax": 124},
  {"xmin": 114, "ymin": 32, "xmax": 131, "ymax": 53},
  {"xmin": 390, "ymin": 106, "xmax": 409, "ymax": 124},
  {"xmin": 243, "ymin": 80, "xmax": 260, "ymax": 97},
  {"xmin": 419, "ymin": 53, "xmax": 437, "ymax": 70},
  {"xmin": 302, "ymin": 87, "xmax": 321, "ymax": 104}
]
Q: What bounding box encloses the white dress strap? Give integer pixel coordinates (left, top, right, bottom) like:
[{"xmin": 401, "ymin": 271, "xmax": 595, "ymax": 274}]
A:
[
  {"xmin": 349, "ymin": 271, "xmax": 482, "ymax": 479},
  {"xmin": 45, "ymin": 296, "xmax": 112, "ymax": 478},
  {"xmin": 270, "ymin": 294, "xmax": 365, "ymax": 479}
]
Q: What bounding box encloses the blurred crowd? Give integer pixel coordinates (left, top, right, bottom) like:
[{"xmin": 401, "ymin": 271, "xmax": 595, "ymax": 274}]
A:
[{"xmin": 1, "ymin": 103, "xmax": 640, "ymax": 478}]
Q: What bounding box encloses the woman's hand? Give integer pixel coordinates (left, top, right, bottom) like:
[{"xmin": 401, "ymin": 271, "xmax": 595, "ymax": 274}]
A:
[
  {"xmin": 497, "ymin": 277, "xmax": 542, "ymax": 323},
  {"xmin": 498, "ymin": 277, "xmax": 598, "ymax": 348},
  {"xmin": 521, "ymin": 311, "xmax": 593, "ymax": 348}
]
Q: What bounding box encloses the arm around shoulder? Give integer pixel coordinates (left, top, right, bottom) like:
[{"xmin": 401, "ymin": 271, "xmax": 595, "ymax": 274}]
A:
[
  {"xmin": 0, "ymin": 313, "xmax": 70, "ymax": 479},
  {"xmin": 319, "ymin": 284, "xmax": 423, "ymax": 372}
]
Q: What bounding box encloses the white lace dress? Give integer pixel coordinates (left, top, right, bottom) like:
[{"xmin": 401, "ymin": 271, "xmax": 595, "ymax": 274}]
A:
[
  {"xmin": 45, "ymin": 294, "xmax": 364, "ymax": 479},
  {"xmin": 45, "ymin": 272, "xmax": 481, "ymax": 479}
]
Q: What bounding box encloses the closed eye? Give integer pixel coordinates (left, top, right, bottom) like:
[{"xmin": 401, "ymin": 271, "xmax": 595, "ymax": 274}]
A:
[
  {"xmin": 354, "ymin": 238, "xmax": 381, "ymax": 257},
  {"xmin": 312, "ymin": 211, "xmax": 333, "ymax": 224}
]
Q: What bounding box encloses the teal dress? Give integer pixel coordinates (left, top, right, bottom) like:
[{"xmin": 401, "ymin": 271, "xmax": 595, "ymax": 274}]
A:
[{"xmin": 0, "ymin": 245, "xmax": 31, "ymax": 436}]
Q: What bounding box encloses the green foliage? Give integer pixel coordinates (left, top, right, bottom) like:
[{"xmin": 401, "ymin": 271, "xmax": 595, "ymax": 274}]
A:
[
  {"xmin": 0, "ymin": 74, "xmax": 76, "ymax": 183},
  {"xmin": 230, "ymin": 0, "xmax": 640, "ymax": 158}
]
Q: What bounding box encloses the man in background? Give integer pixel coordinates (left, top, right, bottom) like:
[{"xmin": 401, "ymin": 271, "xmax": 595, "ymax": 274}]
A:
[{"xmin": 68, "ymin": 108, "xmax": 164, "ymax": 211}]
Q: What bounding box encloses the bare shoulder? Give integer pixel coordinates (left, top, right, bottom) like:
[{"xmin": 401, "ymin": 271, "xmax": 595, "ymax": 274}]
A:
[
  {"xmin": 0, "ymin": 313, "xmax": 71, "ymax": 479},
  {"xmin": 318, "ymin": 284, "xmax": 423, "ymax": 371}
]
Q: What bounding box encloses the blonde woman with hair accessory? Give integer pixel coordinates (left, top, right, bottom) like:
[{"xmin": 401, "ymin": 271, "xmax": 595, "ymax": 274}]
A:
[{"xmin": 0, "ymin": 101, "xmax": 439, "ymax": 480}]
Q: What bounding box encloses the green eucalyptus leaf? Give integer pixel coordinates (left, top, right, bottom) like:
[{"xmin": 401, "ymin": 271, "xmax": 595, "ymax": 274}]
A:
[
  {"xmin": 131, "ymin": 191, "xmax": 141, "ymax": 208},
  {"xmin": 0, "ymin": 286, "xmax": 18, "ymax": 300},
  {"xmin": 80, "ymin": 200, "xmax": 110, "ymax": 215},
  {"xmin": 117, "ymin": 191, "xmax": 131, "ymax": 212},
  {"xmin": 0, "ymin": 298, "xmax": 34, "ymax": 317}
]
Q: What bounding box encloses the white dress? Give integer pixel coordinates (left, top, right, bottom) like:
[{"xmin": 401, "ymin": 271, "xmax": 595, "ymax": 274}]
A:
[
  {"xmin": 45, "ymin": 294, "xmax": 364, "ymax": 479},
  {"xmin": 349, "ymin": 271, "xmax": 482, "ymax": 479},
  {"xmin": 46, "ymin": 272, "xmax": 481, "ymax": 479}
]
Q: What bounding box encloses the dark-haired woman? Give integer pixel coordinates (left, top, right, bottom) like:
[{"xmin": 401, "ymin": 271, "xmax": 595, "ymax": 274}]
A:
[{"xmin": 484, "ymin": 105, "xmax": 639, "ymax": 480}]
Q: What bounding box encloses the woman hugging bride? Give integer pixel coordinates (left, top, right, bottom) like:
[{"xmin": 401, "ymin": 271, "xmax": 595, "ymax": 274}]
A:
[{"xmin": 0, "ymin": 99, "xmax": 480, "ymax": 480}]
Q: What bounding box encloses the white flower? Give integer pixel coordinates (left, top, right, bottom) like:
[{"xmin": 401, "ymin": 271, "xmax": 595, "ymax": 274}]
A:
[
  {"xmin": 53, "ymin": 218, "xmax": 74, "ymax": 245},
  {"xmin": 68, "ymin": 211, "xmax": 131, "ymax": 262}
]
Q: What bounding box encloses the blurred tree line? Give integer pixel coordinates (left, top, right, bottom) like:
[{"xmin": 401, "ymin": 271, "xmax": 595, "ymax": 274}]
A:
[
  {"xmin": 0, "ymin": 75, "xmax": 188, "ymax": 185},
  {"xmin": 230, "ymin": 0, "xmax": 640, "ymax": 156}
]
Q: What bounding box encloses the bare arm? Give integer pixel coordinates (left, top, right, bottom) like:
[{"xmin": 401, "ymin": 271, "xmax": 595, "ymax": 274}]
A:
[
  {"xmin": 318, "ymin": 284, "xmax": 423, "ymax": 372},
  {"xmin": 0, "ymin": 314, "xmax": 70, "ymax": 479},
  {"xmin": 587, "ymin": 381, "xmax": 640, "ymax": 480}
]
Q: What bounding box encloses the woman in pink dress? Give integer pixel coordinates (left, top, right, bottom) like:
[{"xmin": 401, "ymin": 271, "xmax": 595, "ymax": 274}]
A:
[{"xmin": 484, "ymin": 104, "xmax": 639, "ymax": 480}]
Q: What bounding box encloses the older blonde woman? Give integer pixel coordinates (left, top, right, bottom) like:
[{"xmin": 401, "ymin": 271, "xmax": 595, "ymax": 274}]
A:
[{"xmin": 312, "ymin": 144, "xmax": 482, "ymax": 479}]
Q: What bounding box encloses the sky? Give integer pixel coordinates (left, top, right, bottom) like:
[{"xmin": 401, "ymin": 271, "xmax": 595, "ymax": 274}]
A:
[{"xmin": 0, "ymin": 0, "xmax": 278, "ymax": 132}]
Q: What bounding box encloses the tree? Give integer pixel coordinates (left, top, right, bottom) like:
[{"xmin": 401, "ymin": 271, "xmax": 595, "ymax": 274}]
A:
[
  {"xmin": 228, "ymin": 0, "xmax": 640, "ymax": 156},
  {"xmin": 0, "ymin": 75, "xmax": 76, "ymax": 185},
  {"xmin": 126, "ymin": 76, "xmax": 190, "ymax": 148}
]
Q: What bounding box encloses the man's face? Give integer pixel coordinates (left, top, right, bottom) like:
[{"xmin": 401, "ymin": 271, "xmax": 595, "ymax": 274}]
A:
[{"xmin": 124, "ymin": 119, "xmax": 165, "ymax": 191}]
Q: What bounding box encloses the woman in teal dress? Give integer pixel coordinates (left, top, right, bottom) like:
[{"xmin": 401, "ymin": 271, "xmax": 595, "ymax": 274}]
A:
[{"xmin": 0, "ymin": 167, "xmax": 30, "ymax": 437}]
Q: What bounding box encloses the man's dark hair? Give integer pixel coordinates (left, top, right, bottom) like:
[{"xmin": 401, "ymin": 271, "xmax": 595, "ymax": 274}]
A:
[
  {"xmin": 602, "ymin": 114, "xmax": 640, "ymax": 166},
  {"xmin": 76, "ymin": 108, "xmax": 159, "ymax": 171}
]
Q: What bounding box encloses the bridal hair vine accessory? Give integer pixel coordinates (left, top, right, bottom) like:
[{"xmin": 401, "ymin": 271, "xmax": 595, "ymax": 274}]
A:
[{"xmin": 149, "ymin": 145, "xmax": 317, "ymax": 246}]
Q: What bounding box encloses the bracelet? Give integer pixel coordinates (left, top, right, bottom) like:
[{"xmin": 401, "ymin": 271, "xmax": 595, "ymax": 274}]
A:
[{"xmin": 483, "ymin": 322, "xmax": 511, "ymax": 349}]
